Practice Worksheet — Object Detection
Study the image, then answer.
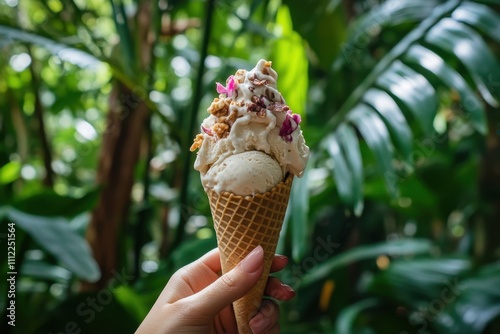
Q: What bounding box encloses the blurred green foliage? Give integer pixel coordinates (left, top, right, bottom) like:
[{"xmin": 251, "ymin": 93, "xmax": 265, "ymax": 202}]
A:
[{"xmin": 1, "ymin": 0, "xmax": 500, "ymax": 333}]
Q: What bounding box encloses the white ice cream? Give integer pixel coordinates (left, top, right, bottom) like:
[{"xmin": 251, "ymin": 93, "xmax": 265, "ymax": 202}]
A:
[
  {"xmin": 204, "ymin": 151, "xmax": 283, "ymax": 196},
  {"xmin": 191, "ymin": 59, "xmax": 309, "ymax": 195}
]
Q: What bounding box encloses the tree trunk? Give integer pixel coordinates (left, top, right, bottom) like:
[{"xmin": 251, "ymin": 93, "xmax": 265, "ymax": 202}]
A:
[
  {"xmin": 81, "ymin": 83, "xmax": 149, "ymax": 291},
  {"xmin": 82, "ymin": 0, "xmax": 154, "ymax": 291}
]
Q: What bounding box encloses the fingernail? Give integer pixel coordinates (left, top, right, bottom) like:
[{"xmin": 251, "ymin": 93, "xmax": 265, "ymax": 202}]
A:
[
  {"xmin": 282, "ymin": 283, "xmax": 295, "ymax": 293},
  {"xmin": 249, "ymin": 313, "xmax": 271, "ymax": 333},
  {"xmin": 240, "ymin": 246, "xmax": 263, "ymax": 274},
  {"xmin": 276, "ymin": 255, "xmax": 288, "ymax": 263},
  {"xmin": 270, "ymin": 283, "xmax": 295, "ymax": 299}
]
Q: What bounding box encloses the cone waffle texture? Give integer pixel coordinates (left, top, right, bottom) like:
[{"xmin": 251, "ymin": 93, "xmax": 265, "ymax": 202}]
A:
[{"xmin": 207, "ymin": 174, "xmax": 293, "ymax": 334}]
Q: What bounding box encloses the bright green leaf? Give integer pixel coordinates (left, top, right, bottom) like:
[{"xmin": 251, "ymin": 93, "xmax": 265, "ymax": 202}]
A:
[
  {"xmin": 0, "ymin": 161, "xmax": 21, "ymax": 184},
  {"xmin": 270, "ymin": 5, "xmax": 308, "ymax": 119}
]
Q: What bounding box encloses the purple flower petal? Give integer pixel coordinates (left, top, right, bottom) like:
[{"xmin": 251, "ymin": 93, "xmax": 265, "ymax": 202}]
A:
[
  {"xmin": 292, "ymin": 113, "xmax": 301, "ymax": 124},
  {"xmin": 279, "ymin": 112, "xmax": 300, "ymax": 142}
]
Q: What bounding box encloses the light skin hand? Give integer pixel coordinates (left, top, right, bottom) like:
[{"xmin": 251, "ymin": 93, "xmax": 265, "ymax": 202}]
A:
[{"xmin": 136, "ymin": 246, "xmax": 295, "ymax": 334}]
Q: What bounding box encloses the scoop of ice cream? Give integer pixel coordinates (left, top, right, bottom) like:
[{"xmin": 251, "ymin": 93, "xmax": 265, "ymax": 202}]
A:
[
  {"xmin": 203, "ymin": 151, "xmax": 283, "ymax": 196},
  {"xmin": 191, "ymin": 59, "xmax": 310, "ymax": 195}
]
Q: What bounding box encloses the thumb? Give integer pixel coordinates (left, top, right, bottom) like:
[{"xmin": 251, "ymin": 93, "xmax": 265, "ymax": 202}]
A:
[{"xmin": 191, "ymin": 246, "xmax": 264, "ymax": 316}]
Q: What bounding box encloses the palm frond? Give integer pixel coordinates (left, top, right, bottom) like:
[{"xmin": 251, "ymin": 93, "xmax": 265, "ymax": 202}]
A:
[{"xmin": 318, "ymin": 0, "xmax": 500, "ymax": 214}]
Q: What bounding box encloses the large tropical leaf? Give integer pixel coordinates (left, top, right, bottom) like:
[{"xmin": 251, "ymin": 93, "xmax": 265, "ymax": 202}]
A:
[
  {"xmin": 298, "ymin": 238, "xmax": 433, "ymax": 288},
  {"xmin": 363, "ymin": 258, "xmax": 500, "ymax": 334},
  {"xmin": 6, "ymin": 208, "xmax": 100, "ymax": 282},
  {"xmin": 316, "ymin": 0, "xmax": 500, "ymax": 214}
]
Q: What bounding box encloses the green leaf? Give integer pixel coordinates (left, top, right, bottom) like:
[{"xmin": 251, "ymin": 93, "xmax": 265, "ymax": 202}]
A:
[
  {"xmin": 283, "ymin": 0, "xmax": 347, "ymax": 68},
  {"xmin": 170, "ymin": 236, "xmax": 217, "ymax": 272},
  {"xmin": 376, "ymin": 60, "xmax": 438, "ymax": 135},
  {"xmin": 347, "ymin": 104, "xmax": 395, "ymax": 194},
  {"xmin": 299, "ymin": 239, "xmax": 433, "ymax": 288},
  {"xmin": 109, "ymin": 0, "xmax": 135, "ymax": 75},
  {"xmin": 270, "ymin": 5, "xmax": 308, "ymax": 118},
  {"xmin": 12, "ymin": 187, "xmax": 101, "ymax": 217},
  {"xmin": 0, "ymin": 24, "xmax": 100, "ymax": 67},
  {"xmin": 336, "ymin": 124, "xmax": 364, "ymax": 215},
  {"xmin": 363, "ymin": 88, "xmax": 413, "ymax": 162},
  {"xmin": 404, "ymin": 45, "xmax": 487, "ymax": 134},
  {"xmin": 291, "ymin": 165, "xmax": 311, "ymax": 262},
  {"xmin": 346, "ymin": 0, "xmax": 439, "ymax": 36},
  {"xmin": 36, "ymin": 292, "xmax": 139, "ymax": 333},
  {"xmin": 0, "ymin": 161, "xmax": 21, "ymax": 184},
  {"xmin": 319, "ymin": 0, "xmax": 460, "ymax": 143},
  {"xmin": 363, "ymin": 258, "xmax": 500, "ymax": 334},
  {"xmin": 363, "ymin": 257, "xmax": 471, "ymax": 308},
  {"xmin": 323, "ymin": 135, "xmax": 353, "ymax": 206},
  {"xmin": 7, "ymin": 208, "xmax": 100, "ymax": 282},
  {"xmin": 20, "ymin": 260, "xmax": 72, "ymax": 282},
  {"xmin": 452, "ymin": 1, "xmax": 500, "ymax": 43},
  {"xmin": 337, "ymin": 0, "xmax": 438, "ymax": 69},
  {"xmin": 336, "ymin": 299, "xmax": 379, "ymax": 334},
  {"xmin": 436, "ymin": 263, "xmax": 500, "ymax": 334},
  {"xmin": 425, "ymin": 18, "xmax": 500, "ymax": 106},
  {"xmin": 113, "ymin": 285, "xmax": 150, "ymax": 322}
]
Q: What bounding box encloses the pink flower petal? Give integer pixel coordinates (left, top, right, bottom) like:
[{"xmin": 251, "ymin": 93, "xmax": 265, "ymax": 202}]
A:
[
  {"xmin": 216, "ymin": 82, "xmax": 227, "ymax": 94},
  {"xmin": 202, "ymin": 126, "xmax": 213, "ymax": 136},
  {"xmin": 216, "ymin": 76, "xmax": 238, "ymax": 97}
]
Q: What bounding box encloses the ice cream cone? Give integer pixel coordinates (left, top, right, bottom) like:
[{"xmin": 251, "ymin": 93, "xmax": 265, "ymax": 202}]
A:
[{"xmin": 206, "ymin": 174, "xmax": 293, "ymax": 334}]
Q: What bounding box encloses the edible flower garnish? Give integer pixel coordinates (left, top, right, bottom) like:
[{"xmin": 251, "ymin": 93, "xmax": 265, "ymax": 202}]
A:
[
  {"xmin": 202, "ymin": 125, "xmax": 213, "ymax": 136},
  {"xmin": 216, "ymin": 75, "xmax": 237, "ymax": 97},
  {"xmin": 279, "ymin": 111, "xmax": 301, "ymax": 142}
]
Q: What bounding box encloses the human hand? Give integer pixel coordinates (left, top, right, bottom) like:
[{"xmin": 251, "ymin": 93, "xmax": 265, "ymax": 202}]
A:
[{"xmin": 136, "ymin": 246, "xmax": 295, "ymax": 334}]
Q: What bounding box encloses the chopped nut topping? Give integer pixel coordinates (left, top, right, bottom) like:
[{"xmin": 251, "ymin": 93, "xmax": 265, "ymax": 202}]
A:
[
  {"xmin": 213, "ymin": 123, "xmax": 229, "ymax": 138},
  {"xmin": 228, "ymin": 110, "xmax": 238, "ymax": 122},
  {"xmin": 268, "ymin": 102, "xmax": 289, "ymax": 113},
  {"xmin": 190, "ymin": 133, "xmax": 204, "ymax": 151},
  {"xmin": 257, "ymin": 109, "xmax": 267, "ymax": 118},
  {"xmin": 207, "ymin": 98, "xmax": 230, "ymax": 116},
  {"xmin": 235, "ymin": 69, "xmax": 246, "ymax": 83},
  {"xmin": 249, "ymin": 75, "xmax": 267, "ymax": 86}
]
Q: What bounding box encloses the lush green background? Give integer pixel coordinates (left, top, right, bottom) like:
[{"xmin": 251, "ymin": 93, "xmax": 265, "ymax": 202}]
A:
[{"xmin": 1, "ymin": 0, "xmax": 500, "ymax": 333}]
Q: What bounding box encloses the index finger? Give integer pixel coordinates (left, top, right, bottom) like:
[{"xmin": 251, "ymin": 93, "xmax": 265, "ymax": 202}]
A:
[{"xmin": 191, "ymin": 248, "xmax": 221, "ymax": 273}]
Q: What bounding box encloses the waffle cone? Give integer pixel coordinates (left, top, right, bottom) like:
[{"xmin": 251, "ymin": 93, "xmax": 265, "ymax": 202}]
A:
[{"xmin": 207, "ymin": 174, "xmax": 293, "ymax": 334}]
